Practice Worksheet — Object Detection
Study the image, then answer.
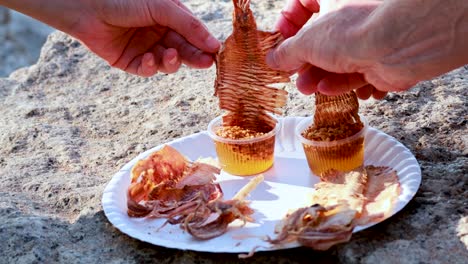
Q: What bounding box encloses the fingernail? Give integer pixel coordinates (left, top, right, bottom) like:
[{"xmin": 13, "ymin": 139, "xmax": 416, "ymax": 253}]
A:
[
  {"xmin": 168, "ymin": 56, "xmax": 177, "ymax": 65},
  {"xmin": 146, "ymin": 55, "xmax": 155, "ymax": 67},
  {"xmin": 205, "ymin": 35, "xmax": 220, "ymax": 51},
  {"xmin": 265, "ymin": 51, "xmax": 277, "ymax": 68},
  {"xmin": 317, "ymin": 79, "xmax": 331, "ymax": 94}
]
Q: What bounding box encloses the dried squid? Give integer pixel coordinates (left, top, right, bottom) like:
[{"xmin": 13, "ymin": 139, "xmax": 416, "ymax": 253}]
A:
[
  {"xmin": 181, "ymin": 174, "xmax": 263, "ymax": 239},
  {"xmin": 127, "ymin": 145, "xmax": 262, "ymax": 240},
  {"xmin": 127, "ymin": 145, "xmax": 223, "ymax": 219},
  {"xmin": 214, "ymin": 0, "xmax": 290, "ymax": 133},
  {"xmin": 268, "ymin": 166, "xmax": 401, "ymax": 250}
]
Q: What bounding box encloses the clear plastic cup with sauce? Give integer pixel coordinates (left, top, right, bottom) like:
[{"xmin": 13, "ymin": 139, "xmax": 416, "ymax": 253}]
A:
[
  {"xmin": 296, "ymin": 115, "xmax": 368, "ymax": 176},
  {"xmin": 207, "ymin": 115, "xmax": 279, "ymax": 176}
]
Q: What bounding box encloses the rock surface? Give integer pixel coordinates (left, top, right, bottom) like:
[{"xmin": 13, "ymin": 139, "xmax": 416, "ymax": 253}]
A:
[
  {"xmin": 0, "ymin": 1, "xmax": 467, "ymax": 263},
  {"xmin": 0, "ymin": 7, "xmax": 53, "ymax": 77}
]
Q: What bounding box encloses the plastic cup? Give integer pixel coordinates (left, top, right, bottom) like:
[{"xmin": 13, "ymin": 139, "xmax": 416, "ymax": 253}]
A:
[
  {"xmin": 207, "ymin": 115, "xmax": 279, "ymax": 176},
  {"xmin": 296, "ymin": 115, "xmax": 367, "ymax": 176}
]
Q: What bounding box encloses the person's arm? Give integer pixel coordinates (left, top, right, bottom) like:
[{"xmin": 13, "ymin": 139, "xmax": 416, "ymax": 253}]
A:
[
  {"xmin": 0, "ymin": 0, "xmax": 218, "ymax": 52},
  {"xmin": 355, "ymin": 0, "xmax": 468, "ymax": 91},
  {"xmin": 0, "ymin": 0, "xmax": 86, "ymax": 36},
  {"xmin": 268, "ymin": 0, "xmax": 468, "ymax": 95},
  {"xmin": 0, "ymin": 0, "xmax": 220, "ymax": 76}
]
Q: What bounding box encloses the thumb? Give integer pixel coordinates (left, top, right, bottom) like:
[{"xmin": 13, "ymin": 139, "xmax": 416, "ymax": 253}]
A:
[
  {"xmin": 266, "ymin": 36, "xmax": 306, "ymax": 71},
  {"xmin": 150, "ymin": 1, "xmax": 220, "ymax": 53}
]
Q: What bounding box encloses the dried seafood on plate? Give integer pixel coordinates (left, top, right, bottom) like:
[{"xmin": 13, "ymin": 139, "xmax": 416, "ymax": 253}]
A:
[
  {"xmin": 267, "ymin": 203, "xmax": 357, "ymax": 251},
  {"xmin": 127, "ymin": 145, "xmax": 223, "ymax": 219},
  {"xmin": 214, "ymin": 0, "xmax": 290, "ymax": 133},
  {"xmin": 182, "ymin": 175, "xmax": 264, "ymax": 240},
  {"xmin": 313, "ymin": 166, "xmax": 401, "ymax": 227},
  {"xmin": 355, "ymin": 166, "xmax": 402, "ymax": 225},
  {"xmin": 312, "ymin": 167, "xmax": 368, "ymax": 216},
  {"xmin": 267, "ymin": 166, "xmax": 401, "ymax": 250},
  {"xmin": 183, "ymin": 198, "xmax": 255, "ymax": 240},
  {"xmin": 126, "ymin": 145, "xmax": 264, "ymax": 240}
]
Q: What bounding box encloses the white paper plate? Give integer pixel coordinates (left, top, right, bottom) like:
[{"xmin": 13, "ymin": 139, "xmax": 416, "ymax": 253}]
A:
[{"xmin": 102, "ymin": 117, "xmax": 421, "ymax": 253}]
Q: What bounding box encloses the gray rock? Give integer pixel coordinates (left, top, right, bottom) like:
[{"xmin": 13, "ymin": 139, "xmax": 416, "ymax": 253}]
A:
[
  {"xmin": 0, "ymin": 1, "xmax": 467, "ymax": 263},
  {"xmin": 0, "ymin": 7, "xmax": 53, "ymax": 77}
]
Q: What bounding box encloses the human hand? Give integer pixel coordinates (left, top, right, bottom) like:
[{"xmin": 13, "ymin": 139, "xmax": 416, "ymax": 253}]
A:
[
  {"xmin": 65, "ymin": 0, "xmax": 219, "ymax": 77},
  {"xmin": 1, "ymin": 0, "xmax": 221, "ymax": 76},
  {"xmin": 270, "ymin": 0, "xmax": 468, "ymax": 100},
  {"xmin": 269, "ymin": 0, "xmax": 388, "ymax": 99}
]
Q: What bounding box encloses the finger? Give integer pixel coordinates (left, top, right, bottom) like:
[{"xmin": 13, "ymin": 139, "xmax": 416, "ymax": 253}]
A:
[
  {"xmin": 356, "ymin": 84, "xmax": 374, "ymax": 100},
  {"xmin": 266, "ymin": 36, "xmax": 306, "ymax": 71},
  {"xmin": 296, "ymin": 65, "xmax": 329, "ymax": 95},
  {"xmin": 130, "ymin": 46, "xmax": 165, "ymax": 77},
  {"xmin": 143, "ymin": 45, "xmax": 183, "ymax": 74},
  {"xmin": 276, "ymin": 0, "xmax": 319, "ymax": 38},
  {"xmin": 150, "ymin": 1, "xmax": 220, "ymax": 53},
  {"xmin": 160, "ymin": 48, "xmax": 181, "ymax": 74},
  {"xmin": 111, "ymin": 28, "xmax": 162, "ymax": 73},
  {"xmin": 372, "ymin": 89, "xmax": 388, "ymax": 100},
  {"xmin": 300, "ymin": 0, "xmax": 321, "ymax": 11},
  {"xmin": 163, "ymin": 30, "xmax": 214, "ymax": 69},
  {"xmin": 138, "ymin": 52, "xmax": 159, "ymax": 77},
  {"xmin": 317, "ymin": 73, "xmax": 368, "ymax": 95}
]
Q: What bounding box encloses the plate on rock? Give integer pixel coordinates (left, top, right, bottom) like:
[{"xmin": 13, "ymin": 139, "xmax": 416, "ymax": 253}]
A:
[{"xmin": 102, "ymin": 116, "xmax": 421, "ymax": 253}]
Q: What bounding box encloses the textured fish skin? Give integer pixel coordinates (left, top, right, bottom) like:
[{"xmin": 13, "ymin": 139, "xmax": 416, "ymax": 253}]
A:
[
  {"xmin": 214, "ymin": 0, "xmax": 290, "ymax": 132},
  {"xmin": 314, "ymin": 91, "xmax": 361, "ymax": 127}
]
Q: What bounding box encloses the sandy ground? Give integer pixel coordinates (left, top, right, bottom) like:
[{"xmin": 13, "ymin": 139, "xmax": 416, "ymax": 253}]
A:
[{"xmin": 0, "ymin": 1, "xmax": 467, "ymax": 263}]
